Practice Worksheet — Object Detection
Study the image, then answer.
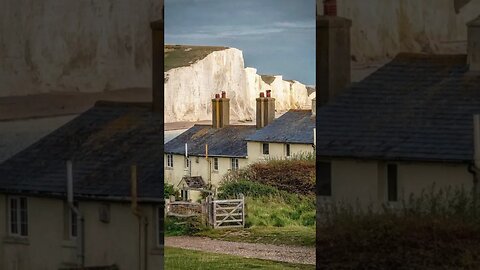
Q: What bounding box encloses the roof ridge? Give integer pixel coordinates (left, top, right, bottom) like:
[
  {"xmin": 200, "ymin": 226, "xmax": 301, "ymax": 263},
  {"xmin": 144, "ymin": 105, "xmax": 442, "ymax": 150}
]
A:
[{"xmin": 94, "ymin": 100, "xmax": 152, "ymax": 108}]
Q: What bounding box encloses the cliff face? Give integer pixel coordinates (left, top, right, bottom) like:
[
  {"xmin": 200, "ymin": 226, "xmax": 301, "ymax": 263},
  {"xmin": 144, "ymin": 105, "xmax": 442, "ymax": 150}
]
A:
[
  {"xmin": 164, "ymin": 46, "xmax": 312, "ymax": 123},
  {"xmin": 319, "ymin": 0, "xmax": 480, "ymax": 63},
  {"xmin": 0, "ymin": 0, "xmax": 161, "ymax": 97}
]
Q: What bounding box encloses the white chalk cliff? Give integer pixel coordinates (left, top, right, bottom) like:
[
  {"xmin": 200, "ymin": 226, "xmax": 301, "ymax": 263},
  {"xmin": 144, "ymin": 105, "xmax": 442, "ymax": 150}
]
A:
[{"xmin": 164, "ymin": 47, "xmax": 313, "ymax": 123}]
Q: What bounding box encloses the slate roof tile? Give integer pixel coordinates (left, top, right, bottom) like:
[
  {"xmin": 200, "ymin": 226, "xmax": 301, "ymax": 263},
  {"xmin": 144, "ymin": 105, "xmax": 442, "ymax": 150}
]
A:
[
  {"xmin": 0, "ymin": 101, "xmax": 163, "ymax": 202},
  {"xmin": 316, "ymin": 53, "xmax": 480, "ymax": 162}
]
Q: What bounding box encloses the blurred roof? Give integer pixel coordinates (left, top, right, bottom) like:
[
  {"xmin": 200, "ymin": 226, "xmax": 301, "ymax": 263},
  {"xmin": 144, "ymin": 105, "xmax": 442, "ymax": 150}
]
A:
[
  {"xmin": 0, "ymin": 101, "xmax": 163, "ymax": 202},
  {"xmin": 316, "ymin": 53, "xmax": 480, "ymax": 162}
]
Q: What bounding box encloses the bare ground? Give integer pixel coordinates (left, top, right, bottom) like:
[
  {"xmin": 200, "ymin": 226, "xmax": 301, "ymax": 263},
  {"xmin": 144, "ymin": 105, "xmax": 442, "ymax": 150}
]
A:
[{"xmin": 164, "ymin": 236, "xmax": 316, "ymax": 265}]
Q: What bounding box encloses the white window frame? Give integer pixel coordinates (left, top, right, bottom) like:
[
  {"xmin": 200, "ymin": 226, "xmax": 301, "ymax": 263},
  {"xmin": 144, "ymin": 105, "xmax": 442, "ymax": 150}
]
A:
[
  {"xmin": 166, "ymin": 154, "xmax": 173, "ymax": 168},
  {"xmin": 213, "ymin": 157, "xmax": 219, "ymax": 172},
  {"xmin": 8, "ymin": 196, "xmax": 28, "ymax": 237},
  {"xmin": 184, "ymin": 157, "xmax": 190, "ymax": 169},
  {"xmin": 180, "ymin": 189, "xmax": 189, "ymax": 201},
  {"xmin": 231, "ymin": 158, "xmax": 239, "ymax": 171},
  {"xmin": 69, "ymin": 202, "xmax": 78, "ymax": 240}
]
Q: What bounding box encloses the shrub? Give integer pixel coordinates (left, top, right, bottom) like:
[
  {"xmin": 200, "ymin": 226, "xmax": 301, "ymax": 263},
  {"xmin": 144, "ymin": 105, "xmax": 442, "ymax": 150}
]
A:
[{"xmin": 164, "ymin": 183, "xmax": 178, "ymax": 199}]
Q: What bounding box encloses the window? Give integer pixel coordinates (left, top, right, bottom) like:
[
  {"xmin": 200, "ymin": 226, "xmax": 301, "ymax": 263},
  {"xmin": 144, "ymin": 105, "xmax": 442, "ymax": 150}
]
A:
[
  {"xmin": 231, "ymin": 158, "xmax": 239, "ymax": 171},
  {"xmin": 285, "ymin": 144, "xmax": 291, "ymax": 157},
  {"xmin": 157, "ymin": 206, "xmax": 163, "ymax": 247},
  {"xmin": 262, "ymin": 143, "xmax": 269, "ymax": 155},
  {"xmin": 180, "ymin": 189, "xmax": 189, "ymax": 201},
  {"xmin": 69, "ymin": 202, "xmax": 79, "ymax": 239},
  {"xmin": 166, "ymin": 154, "xmax": 173, "ymax": 168},
  {"xmin": 213, "ymin": 157, "xmax": 219, "ymax": 171},
  {"xmin": 184, "ymin": 157, "xmax": 190, "ymax": 169},
  {"xmin": 9, "ymin": 197, "xmax": 28, "ymax": 236},
  {"xmin": 387, "ymin": 164, "xmax": 398, "ymax": 202},
  {"xmin": 318, "ymin": 162, "xmax": 332, "ymax": 196}
]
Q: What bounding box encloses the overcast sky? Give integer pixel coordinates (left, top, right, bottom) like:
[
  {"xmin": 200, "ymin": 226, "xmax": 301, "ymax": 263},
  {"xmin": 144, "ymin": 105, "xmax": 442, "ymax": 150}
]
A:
[{"xmin": 165, "ymin": 0, "xmax": 315, "ymax": 85}]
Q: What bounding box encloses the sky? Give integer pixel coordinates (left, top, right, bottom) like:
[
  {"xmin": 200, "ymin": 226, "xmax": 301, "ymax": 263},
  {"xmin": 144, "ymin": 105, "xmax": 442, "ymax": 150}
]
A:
[{"xmin": 165, "ymin": 0, "xmax": 315, "ymax": 85}]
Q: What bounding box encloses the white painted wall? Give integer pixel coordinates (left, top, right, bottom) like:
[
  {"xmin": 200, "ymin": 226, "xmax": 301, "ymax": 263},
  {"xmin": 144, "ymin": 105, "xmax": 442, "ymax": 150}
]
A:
[
  {"xmin": 0, "ymin": 195, "xmax": 162, "ymax": 270},
  {"xmin": 327, "ymin": 158, "xmax": 474, "ymax": 209}
]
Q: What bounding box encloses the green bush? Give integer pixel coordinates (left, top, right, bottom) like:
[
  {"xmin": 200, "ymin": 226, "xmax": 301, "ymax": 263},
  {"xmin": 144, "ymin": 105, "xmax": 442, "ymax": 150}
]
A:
[
  {"xmin": 164, "ymin": 183, "xmax": 178, "ymax": 199},
  {"xmin": 165, "ymin": 216, "xmax": 205, "ymax": 236}
]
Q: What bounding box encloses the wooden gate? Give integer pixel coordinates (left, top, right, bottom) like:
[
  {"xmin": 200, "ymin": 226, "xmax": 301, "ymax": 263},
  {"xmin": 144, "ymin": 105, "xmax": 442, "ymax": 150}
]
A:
[{"xmin": 207, "ymin": 195, "xmax": 245, "ymax": 229}]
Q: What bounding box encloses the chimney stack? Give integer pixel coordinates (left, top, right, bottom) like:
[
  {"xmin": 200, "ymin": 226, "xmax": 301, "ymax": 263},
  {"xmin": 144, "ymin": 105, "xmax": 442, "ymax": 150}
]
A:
[
  {"xmin": 212, "ymin": 91, "xmax": 230, "ymax": 128},
  {"xmin": 256, "ymin": 91, "xmax": 275, "ymax": 129},
  {"xmin": 468, "ymin": 16, "xmax": 480, "ymax": 72},
  {"xmin": 317, "ymin": 4, "xmax": 351, "ymax": 106},
  {"xmin": 150, "ymin": 19, "xmax": 163, "ymax": 113},
  {"xmin": 312, "ymin": 98, "xmax": 316, "ymax": 116}
]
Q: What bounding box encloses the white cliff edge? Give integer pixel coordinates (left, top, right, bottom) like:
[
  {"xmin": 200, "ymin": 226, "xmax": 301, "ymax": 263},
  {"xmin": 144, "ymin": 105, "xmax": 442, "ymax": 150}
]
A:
[{"xmin": 164, "ymin": 48, "xmax": 313, "ymax": 123}]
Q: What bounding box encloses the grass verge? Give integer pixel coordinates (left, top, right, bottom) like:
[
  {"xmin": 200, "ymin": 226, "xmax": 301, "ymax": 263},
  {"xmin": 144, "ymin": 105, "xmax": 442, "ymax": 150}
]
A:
[{"xmin": 195, "ymin": 226, "xmax": 315, "ymax": 247}]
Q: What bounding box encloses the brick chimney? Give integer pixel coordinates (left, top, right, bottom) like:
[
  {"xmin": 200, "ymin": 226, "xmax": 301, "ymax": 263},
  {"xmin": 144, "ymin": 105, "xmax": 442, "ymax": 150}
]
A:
[
  {"xmin": 150, "ymin": 19, "xmax": 163, "ymax": 113},
  {"xmin": 317, "ymin": 2, "xmax": 351, "ymax": 106},
  {"xmin": 212, "ymin": 91, "xmax": 230, "ymax": 128},
  {"xmin": 312, "ymin": 98, "xmax": 316, "ymax": 116},
  {"xmin": 256, "ymin": 90, "xmax": 275, "ymax": 129},
  {"xmin": 468, "ymin": 16, "xmax": 480, "ymax": 72}
]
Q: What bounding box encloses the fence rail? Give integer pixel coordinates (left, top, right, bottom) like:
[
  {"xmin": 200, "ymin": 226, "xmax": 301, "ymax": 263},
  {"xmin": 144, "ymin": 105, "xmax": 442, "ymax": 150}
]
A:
[{"xmin": 166, "ymin": 195, "xmax": 245, "ymax": 229}]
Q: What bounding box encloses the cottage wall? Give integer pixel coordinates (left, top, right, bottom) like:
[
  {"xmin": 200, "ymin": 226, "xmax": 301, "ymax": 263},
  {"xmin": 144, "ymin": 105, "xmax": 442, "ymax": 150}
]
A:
[
  {"xmin": 164, "ymin": 154, "xmax": 248, "ymax": 188},
  {"xmin": 0, "ymin": 195, "xmax": 162, "ymax": 270},
  {"xmin": 327, "ymin": 159, "xmax": 474, "ymax": 209},
  {"xmin": 247, "ymin": 142, "xmax": 314, "ymax": 161}
]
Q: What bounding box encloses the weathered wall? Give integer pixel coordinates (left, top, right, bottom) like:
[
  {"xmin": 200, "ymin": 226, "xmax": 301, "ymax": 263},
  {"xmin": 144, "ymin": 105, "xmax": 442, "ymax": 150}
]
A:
[
  {"xmin": 164, "ymin": 154, "xmax": 249, "ymax": 201},
  {"xmin": 247, "ymin": 142, "xmax": 315, "ymax": 161},
  {"xmin": 326, "ymin": 159, "xmax": 473, "ymax": 209},
  {"xmin": 318, "ymin": 0, "xmax": 480, "ymax": 62},
  {"xmin": 0, "ymin": 196, "xmax": 162, "ymax": 270},
  {"xmin": 0, "ymin": 0, "xmax": 162, "ymax": 97}
]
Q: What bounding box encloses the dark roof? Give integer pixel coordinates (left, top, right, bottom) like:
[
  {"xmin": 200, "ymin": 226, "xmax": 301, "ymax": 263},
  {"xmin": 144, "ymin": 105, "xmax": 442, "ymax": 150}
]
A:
[
  {"xmin": 164, "ymin": 124, "xmax": 256, "ymax": 157},
  {"xmin": 0, "ymin": 101, "xmax": 163, "ymax": 202},
  {"xmin": 246, "ymin": 110, "xmax": 315, "ymax": 144},
  {"xmin": 316, "ymin": 53, "xmax": 480, "ymax": 162},
  {"xmin": 179, "ymin": 176, "xmax": 206, "ymax": 189}
]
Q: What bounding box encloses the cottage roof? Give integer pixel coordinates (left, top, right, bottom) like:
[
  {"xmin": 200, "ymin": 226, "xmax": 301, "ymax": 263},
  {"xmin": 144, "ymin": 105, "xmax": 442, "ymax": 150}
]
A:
[
  {"xmin": 246, "ymin": 110, "xmax": 315, "ymax": 144},
  {"xmin": 179, "ymin": 176, "xmax": 207, "ymax": 189},
  {"xmin": 0, "ymin": 101, "xmax": 163, "ymax": 202},
  {"xmin": 316, "ymin": 53, "xmax": 480, "ymax": 162},
  {"xmin": 164, "ymin": 124, "xmax": 256, "ymax": 157}
]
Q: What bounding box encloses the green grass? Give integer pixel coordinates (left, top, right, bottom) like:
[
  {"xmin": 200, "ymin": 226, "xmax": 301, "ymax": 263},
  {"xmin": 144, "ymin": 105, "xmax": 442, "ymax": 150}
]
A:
[
  {"xmin": 260, "ymin": 75, "xmax": 277, "ymax": 84},
  {"xmin": 164, "ymin": 45, "xmax": 228, "ymax": 72},
  {"xmin": 195, "ymin": 226, "xmax": 315, "ymax": 247},
  {"xmin": 246, "ymin": 197, "xmax": 315, "ymax": 228},
  {"xmin": 165, "ymin": 247, "xmax": 314, "ymax": 270}
]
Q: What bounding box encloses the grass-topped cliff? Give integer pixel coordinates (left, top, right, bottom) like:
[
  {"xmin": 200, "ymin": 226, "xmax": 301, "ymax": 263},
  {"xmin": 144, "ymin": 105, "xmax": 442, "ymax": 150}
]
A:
[{"xmin": 164, "ymin": 45, "xmax": 228, "ymax": 72}]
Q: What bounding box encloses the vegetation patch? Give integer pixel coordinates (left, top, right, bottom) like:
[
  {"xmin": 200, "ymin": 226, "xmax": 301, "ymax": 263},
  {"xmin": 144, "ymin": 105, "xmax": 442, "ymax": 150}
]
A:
[
  {"xmin": 164, "ymin": 45, "xmax": 228, "ymax": 72},
  {"xmin": 260, "ymin": 74, "xmax": 276, "ymax": 85},
  {"xmin": 222, "ymin": 155, "xmax": 315, "ymax": 196},
  {"xmin": 316, "ymin": 187, "xmax": 480, "ymax": 269},
  {"xmin": 165, "ymin": 247, "xmax": 314, "ymax": 270}
]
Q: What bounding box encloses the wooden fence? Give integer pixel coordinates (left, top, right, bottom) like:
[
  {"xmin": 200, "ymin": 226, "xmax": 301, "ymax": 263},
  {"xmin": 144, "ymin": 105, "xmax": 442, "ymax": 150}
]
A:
[{"xmin": 166, "ymin": 195, "xmax": 245, "ymax": 229}]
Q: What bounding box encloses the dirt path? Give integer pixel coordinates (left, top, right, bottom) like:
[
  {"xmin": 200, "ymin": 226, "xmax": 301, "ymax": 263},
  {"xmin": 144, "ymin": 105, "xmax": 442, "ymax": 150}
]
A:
[{"xmin": 165, "ymin": 236, "xmax": 316, "ymax": 265}]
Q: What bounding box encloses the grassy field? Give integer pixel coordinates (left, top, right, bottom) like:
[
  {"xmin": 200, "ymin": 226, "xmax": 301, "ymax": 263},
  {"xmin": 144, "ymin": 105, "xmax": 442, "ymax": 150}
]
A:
[{"xmin": 165, "ymin": 247, "xmax": 314, "ymax": 270}]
